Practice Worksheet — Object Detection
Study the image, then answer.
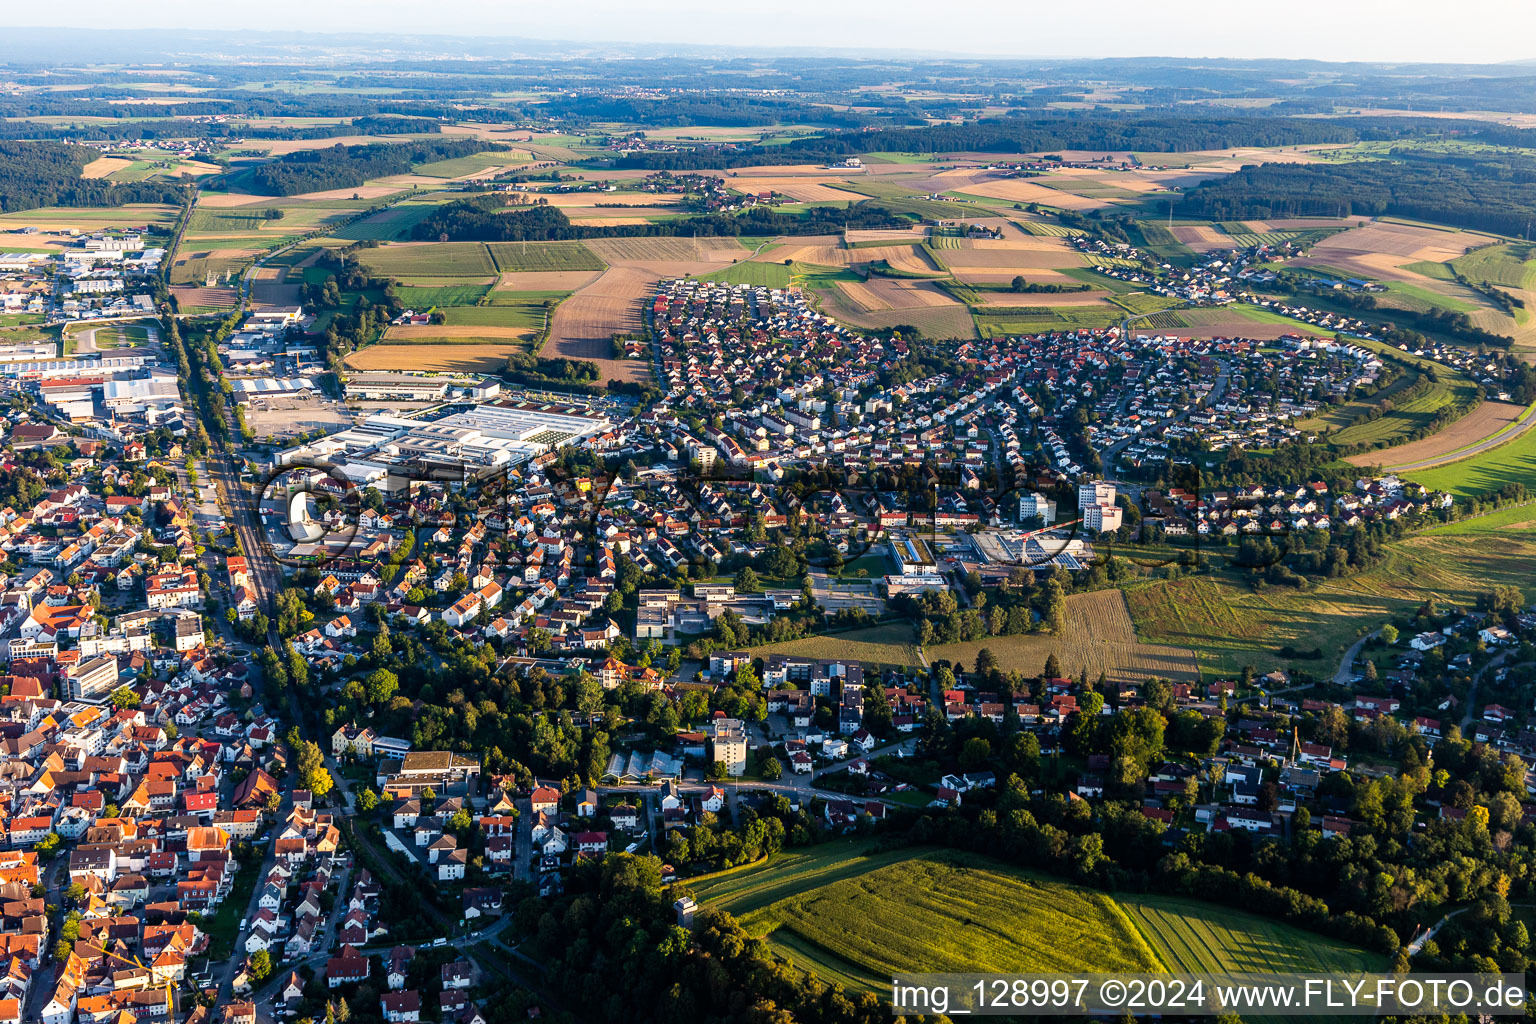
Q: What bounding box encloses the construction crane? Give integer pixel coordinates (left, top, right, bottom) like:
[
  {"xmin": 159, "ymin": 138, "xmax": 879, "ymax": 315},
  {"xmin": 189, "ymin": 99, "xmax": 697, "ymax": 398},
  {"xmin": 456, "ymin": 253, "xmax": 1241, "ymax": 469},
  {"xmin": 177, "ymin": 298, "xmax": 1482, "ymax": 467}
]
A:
[{"xmin": 77, "ymin": 938, "xmax": 176, "ymax": 1020}]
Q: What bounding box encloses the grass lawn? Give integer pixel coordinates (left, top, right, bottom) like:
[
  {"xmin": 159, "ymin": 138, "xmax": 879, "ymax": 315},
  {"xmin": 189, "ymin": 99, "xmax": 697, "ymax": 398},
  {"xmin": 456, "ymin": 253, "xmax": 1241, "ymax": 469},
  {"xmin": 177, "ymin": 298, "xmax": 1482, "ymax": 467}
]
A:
[
  {"xmin": 201, "ymin": 856, "xmax": 264, "ymax": 959},
  {"xmin": 691, "ymin": 845, "xmax": 1381, "ymax": 994},
  {"xmin": 0, "ymin": 325, "xmax": 56, "ymax": 345},
  {"xmin": 700, "ymin": 260, "xmax": 793, "ymax": 289},
  {"xmin": 1408, "ymin": 421, "xmax": 1536, "ymax": 498},
  {"xmin": 750, "ymin": 622, "xmax": 921, "ymax": 667},
  {"xmin": 394, "ymin": 283, "xmax": 493, "ymax": 307},
  {"xmin": 412, "ymin": 150, "xmax": 527, "ymax": 178},
  {"xmin": 1125, "ymin": 521, "xmax": 1536, "ymax": 675},
  {"xmin": 441, "ymin": 300, "xmax": 554, "ymax": 330}
]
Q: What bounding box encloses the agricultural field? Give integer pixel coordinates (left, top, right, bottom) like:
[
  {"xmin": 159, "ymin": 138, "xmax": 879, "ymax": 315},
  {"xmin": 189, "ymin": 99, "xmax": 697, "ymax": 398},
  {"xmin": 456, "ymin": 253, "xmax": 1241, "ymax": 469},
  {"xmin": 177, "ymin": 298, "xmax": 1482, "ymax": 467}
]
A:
[
  {"xmin": 330, "ymin": 198, "xmax": 456, "ymax": 243},
  {"xmin": 357, "ymin": 242, "xmax": 498, "ymax": 279},
  {"xmin": 1406, "ymin": 419, "xmax": 1536, "ymax": 498},
  {"xmin": 382, "ymin": 325, "xmax": 531, "ymax": 342},
  {"xmin": 749, "ymin": 622, "xmax": 922, "ymax": 667},
  {"xmin": 486, "ymin": 241, "xmax": 607, "ymax": 273},
  {"xmin": 974, "ymin": 304, "xmax": 1125, "ymax": 338},
  {"xmin": 1450, "ymin": 241, "xmax": 1536, "ymax": 351},
  {"xmin": 1323, "ymin": 366, "xmax": 1480, "ymax": 449},
  {"xmin": 412, "ymin": 150, "xmax": 528, "ymax": 178},
  {"xmin": 343, "ymin": 342, "xmax": 524, "ymax": 373},
  {"xmin": 1344, "ymin": 400, "xmax": 1531, "ymax": 469},
  {"xmin": 545, "ymin": 265, "xmax": 658, "ymax": 384},
  {"xmin": 583, "ymin": 236, "xmax": 742, "ymax": 263},
  {"xmin": 0, "ymin": 204, "xmax": 178, "ymax": 234},
  {"xmin": 394, "ymin": 284, "xmax": 493, "ymax": 308},
  {"xmin": 692, "ymin": 846, "xmax": 1379, "ymax": 994},
  {"xmin": 440, "ymin": 299, "xmax": 556, "ymax": 332},
  {"xmin": 1125, "ymin": 523, "xmax": 1536, "ymax": 676},
  {"xmin": 928, "ymin": 591, "xmax": 1199, "ymax": 685}
]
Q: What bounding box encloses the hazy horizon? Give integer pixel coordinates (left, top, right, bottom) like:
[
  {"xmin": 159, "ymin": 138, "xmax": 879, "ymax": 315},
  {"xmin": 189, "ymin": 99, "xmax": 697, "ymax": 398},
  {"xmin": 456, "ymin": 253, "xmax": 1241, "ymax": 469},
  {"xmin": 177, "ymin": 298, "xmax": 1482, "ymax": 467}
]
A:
[{"xmin": 5, "ymin": 2, "xmax": 1535, "ymax": 65}]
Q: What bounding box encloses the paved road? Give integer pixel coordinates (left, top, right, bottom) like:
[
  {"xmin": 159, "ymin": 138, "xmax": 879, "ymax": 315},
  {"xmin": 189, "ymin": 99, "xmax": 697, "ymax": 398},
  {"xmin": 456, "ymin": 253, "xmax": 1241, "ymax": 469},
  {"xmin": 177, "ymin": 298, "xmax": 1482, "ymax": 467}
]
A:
[
  {"xmin": 1380, "ymin": 400, "xmax": 1536, "ymax": 474},
  {"xmin": 1460, "ymin": 651, "xmax": 1511, "ymax": 730},
  {"xmin": 1333, "ymin": 629, "xmax": 1382, "ymax": 685}
]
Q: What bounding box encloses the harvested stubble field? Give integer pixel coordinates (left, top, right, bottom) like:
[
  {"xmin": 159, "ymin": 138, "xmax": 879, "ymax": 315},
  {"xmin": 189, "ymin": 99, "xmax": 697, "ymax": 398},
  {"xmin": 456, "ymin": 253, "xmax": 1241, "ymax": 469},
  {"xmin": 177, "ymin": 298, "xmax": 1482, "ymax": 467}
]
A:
[
  {"xmin": 546, "ymin": 265, "xmax": 656, "ymax": 383},
  {"xmin": 1291, "ymin": 221, "xmax": 1483, "ymax": 289},
  {"xmin": 730, "ymin": 177, "xmax": 859, "ymax": 202},
  {"xmin": 81, "ymin": 156, "xmax": 133, "ymax": 178},
  {"xmin": 774, "ymin": 241, "xmax": 941, "ymax": 276},
  {"xmin": 358, "ymin": 242, "xmax": 498, "ymax": 278},
  {"xmin": 936, "ymin": 243, "xmax": 1085, "ymax": 272},
  {"xmin": 928, "ymin": 590, "xmax": 1199, "ymax": 684},
  {"xmin": 343, "ymin": 343, "xmax": 525, "ymax": 373},
  {"xmin": 835, "ymin": 278, "xmax": 957, "ymax": 312},
  {"xmin": 951, "ymin": 178, "xmax": 1111, "ymax": 209},
  {"xmin": 1170, "ymin": 224, "xmax": 1232, "ymax": 251},
  {"xmin": 1344, "ymin": 400, "xmax": 1528, "ymax": 468},
  {"xmin": 382, "ymin": 324, "xmax": 531, "ymax": 340},
  {"xmin": 692, "ymin": 846, "xmax": 1380, "ymax": 994},
  {"xmin": 495, "ymin": 270, "xmax": 602, "ymax": 291}
]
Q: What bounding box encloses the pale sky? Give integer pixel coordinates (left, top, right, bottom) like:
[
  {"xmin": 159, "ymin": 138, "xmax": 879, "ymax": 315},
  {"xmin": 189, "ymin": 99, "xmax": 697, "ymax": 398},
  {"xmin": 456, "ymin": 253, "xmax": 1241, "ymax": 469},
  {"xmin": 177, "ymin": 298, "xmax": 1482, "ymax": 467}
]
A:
[{"xmin": 10, "ymin": 0, "xmax": 1536, "ymax": 64}]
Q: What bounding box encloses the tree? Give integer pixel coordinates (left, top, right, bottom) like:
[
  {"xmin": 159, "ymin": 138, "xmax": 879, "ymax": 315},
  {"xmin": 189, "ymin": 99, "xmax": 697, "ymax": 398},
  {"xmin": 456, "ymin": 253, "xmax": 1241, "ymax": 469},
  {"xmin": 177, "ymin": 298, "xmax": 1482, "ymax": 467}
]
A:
[
  {"xmin": 249, "ymin": 949, "xmax": 273, "ymax": 982},
  {"xmin": 364, "ymin": 668, "xmax": 398, "ymax": 705},
  {"xmin": 959, "ymin": 736, "xmax": 992, "ymax": 771},
  {"xmin": 295, "ymin": 739, "xmax": 334, "ymax": 798},
  {"xmin": 109, "ymin": 686, "xmax": 140, "ymax": 709},
  {"xmin": 974, "ymin": 647, "xmax": 999, "ymax": 677},
  {"xmin": 733, "ymin": 566, "xmax": 761, "ymax": 592},
  {"xmin": 356, "ymin": 788, "xmax": 379, "ymax": 814},
  {"xmin": 761, "ymin": 756, "xmax": 783, "ymax": 781},
  {"xmin": 1043, "ymin": 653, "xmax": 1062, "ymax": 680},
  {"xmin": 1379, "ymin": 623, "xmax": 1399, "ymax": 645},
  {"xmin": 1043, "ymin": 577, "xmax": 1067, "ymax": 634},
  {"xmin": 707, "ymin": 760, "xmax": 729, "ymax": 781}
]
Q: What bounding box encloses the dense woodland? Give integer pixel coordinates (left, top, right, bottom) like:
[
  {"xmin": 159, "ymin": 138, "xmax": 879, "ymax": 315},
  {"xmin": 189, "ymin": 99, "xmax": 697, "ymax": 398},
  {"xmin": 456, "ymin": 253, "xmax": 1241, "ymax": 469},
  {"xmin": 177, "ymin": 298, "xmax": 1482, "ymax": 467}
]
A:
[
  {"xmin": 613, "ymin": 116, "xmax": 1372, "ymax": 170},
  {"xmin": 410, "ymin": 196, "xmax": 909, "ymax": 241},
  {"xmin": 537, "ymin": 94, "xmax": 875, "ymax": 129},
  {"xmin": 233, "ymin": 138, "xmax": 503, "ymax": 196},
  {"xmin": 0, "ymin": 141, "xmax": 186, "ymax": 213},
  {"xmin": 1179, "ymin": 150, "xmax": 1536, "ymax": 238}
]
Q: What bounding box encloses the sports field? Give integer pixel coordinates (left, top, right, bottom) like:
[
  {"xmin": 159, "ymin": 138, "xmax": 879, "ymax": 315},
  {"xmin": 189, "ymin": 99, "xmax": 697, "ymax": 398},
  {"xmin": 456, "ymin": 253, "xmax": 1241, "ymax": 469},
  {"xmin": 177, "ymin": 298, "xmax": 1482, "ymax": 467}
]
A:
[{"xmin": 691, "ymin": 845, "xmax": 1381, "ymax": 993}]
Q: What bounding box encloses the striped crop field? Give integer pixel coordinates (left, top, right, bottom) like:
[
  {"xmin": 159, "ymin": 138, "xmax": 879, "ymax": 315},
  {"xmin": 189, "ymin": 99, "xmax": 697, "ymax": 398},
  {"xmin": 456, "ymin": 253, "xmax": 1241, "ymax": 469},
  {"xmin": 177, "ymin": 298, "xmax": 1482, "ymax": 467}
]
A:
[{"xmin": 689, "ymin": 846, "xmax": 1382, "ymax": 994}]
